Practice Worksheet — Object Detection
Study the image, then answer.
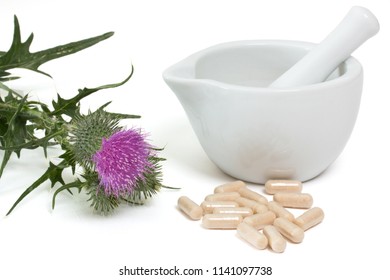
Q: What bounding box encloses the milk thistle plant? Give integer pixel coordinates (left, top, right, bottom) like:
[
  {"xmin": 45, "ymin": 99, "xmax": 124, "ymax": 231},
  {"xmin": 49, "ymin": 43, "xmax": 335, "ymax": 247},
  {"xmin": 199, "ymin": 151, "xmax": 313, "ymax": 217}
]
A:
[{"xmin": 0, "ymin": 16, "xmax": 166, "ymax": 215}]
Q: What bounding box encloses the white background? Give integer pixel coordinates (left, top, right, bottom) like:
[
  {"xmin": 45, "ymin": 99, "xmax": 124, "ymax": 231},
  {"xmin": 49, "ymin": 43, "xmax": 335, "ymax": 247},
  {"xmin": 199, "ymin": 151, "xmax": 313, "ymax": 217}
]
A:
[{"xmin": 0, "ymin": 0, "xmax": 389, "ymax": 279}]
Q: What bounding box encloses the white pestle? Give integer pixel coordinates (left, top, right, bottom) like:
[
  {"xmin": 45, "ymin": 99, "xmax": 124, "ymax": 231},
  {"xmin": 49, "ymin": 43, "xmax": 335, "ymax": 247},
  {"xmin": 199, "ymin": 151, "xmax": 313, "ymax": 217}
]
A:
[{"xmin": 269, "ymin": 6, "xmax": 379, "ymax": 88}]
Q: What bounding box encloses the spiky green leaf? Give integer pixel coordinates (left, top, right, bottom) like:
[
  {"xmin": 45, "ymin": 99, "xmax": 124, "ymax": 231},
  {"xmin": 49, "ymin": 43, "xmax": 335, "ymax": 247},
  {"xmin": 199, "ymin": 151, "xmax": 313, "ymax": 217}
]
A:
[
  {"xmin": 6, "ymin": 161, "xmax": 67, "ymax": 215},
  {"xmin": 50, "ymin": 65, "xmax": 135, "ymax": 118},
  {"xmin": 52, "ymin": 180, "xmax": 83, "ymax": 209},
  {"xmin": 0, "ymin": 16, "xmax": 114, "ymax": 81}
]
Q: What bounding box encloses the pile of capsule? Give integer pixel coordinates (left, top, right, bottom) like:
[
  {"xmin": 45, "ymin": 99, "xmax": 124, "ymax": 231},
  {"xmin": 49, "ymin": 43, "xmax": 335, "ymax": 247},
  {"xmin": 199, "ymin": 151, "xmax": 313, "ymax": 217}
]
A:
[{"xmin": 177, "ymin": 180, "xmax": 324, "ymax": 253}]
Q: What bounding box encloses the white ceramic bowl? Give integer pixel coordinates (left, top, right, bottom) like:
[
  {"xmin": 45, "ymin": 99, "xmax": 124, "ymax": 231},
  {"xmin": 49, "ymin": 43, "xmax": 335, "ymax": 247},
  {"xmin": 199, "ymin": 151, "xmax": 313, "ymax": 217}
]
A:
[{"xmin": 163, "ymin": 40, "xmax": 363, "ymax": 183}]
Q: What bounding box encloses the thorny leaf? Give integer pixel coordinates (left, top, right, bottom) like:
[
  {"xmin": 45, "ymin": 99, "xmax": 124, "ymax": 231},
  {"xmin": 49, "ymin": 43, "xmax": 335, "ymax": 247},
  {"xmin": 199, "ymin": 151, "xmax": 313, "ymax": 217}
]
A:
[
  {"xmin": 50, "ymin": 65, "xmax": 135, "ymax": 119},
  {"xmin": 52, "ymin": 180, "xmax": 83, "ymax": 210},
  {"xmin": 6, "ymin": 161, "xmax": 68, "ymax": 215},
  {"xmin": 0, "ymin": 16, "xmax": 113, "ymax": 81}
]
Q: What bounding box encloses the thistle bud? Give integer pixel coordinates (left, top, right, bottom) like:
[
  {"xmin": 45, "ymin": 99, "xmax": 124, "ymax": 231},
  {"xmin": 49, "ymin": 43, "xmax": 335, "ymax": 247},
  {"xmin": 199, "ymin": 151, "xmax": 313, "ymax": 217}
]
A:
[{"xmin": 68, "ymin": 109, "xmax": 121, "ymax": 169}]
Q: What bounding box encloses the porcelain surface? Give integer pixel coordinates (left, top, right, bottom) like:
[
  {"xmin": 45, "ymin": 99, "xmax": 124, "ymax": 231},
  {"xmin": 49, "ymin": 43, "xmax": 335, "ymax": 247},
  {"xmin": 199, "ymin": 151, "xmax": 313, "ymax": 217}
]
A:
[{"xmin": 163, "ymin": 40, "xmax": 363, "ymax": 183}]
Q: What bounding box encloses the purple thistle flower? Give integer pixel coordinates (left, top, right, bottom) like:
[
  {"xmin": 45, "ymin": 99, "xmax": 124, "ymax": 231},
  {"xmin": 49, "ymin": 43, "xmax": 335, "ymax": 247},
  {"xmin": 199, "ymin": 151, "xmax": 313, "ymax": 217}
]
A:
[{"xmin": 92, "ymin": 128, "xmax": 152, "ymax": 197}]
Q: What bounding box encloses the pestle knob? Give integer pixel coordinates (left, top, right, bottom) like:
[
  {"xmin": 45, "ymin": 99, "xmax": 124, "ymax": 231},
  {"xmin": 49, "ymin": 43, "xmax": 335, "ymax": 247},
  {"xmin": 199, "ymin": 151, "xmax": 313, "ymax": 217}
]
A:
[{"xmin": 269, "ymin": 6, "xmax": 379, "ymax": 88}]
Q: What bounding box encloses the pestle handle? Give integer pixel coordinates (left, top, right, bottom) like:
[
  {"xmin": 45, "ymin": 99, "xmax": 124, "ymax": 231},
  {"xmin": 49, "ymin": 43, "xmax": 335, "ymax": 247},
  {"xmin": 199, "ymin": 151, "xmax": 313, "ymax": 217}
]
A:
[{"xmin": 269, "ymin": 6, "xmax": 380, "ymax": 88}]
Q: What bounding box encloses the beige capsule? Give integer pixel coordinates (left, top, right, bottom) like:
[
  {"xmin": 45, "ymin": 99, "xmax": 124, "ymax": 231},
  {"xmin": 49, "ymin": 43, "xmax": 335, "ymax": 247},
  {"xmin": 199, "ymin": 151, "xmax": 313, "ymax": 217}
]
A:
[
  {"xmin": 238, "ymin": 187, "xmax": 268, "ymax": 204},
  {"xmin": 201, "ymin": 200, "xmax": 239, "ymax": 214},
  {"xmin": 253, "ymin": 203, "xmax": 269, "ymax": 214},
  {"xmin": 237, "ymin": 222, "xmax": 268, "ymax": 250},
  {"xmin": 273, "ymin": 217, "xmax": 304, "ymax": 243},
  {"xmin": 273, "ymin": 192, "xmax": 313, "ymax": 209},
  {"xmin": 213, "ymin": 207, "xmax": 253, "ymax": 217},
  {"xmin": 236, "ymin": 197, "xmax": 268, "ymax": 213},
  {"xmin": 214, "ymin": 180, "xmax": 246, "ymax": 193},
  {"xmin": 243, "ymin": 211, "xmax": 276, "ymax": 230},
  {"xmin": 177, "ymin": 196, "xmax": 203, "ymax": 220},
  {"xmin": 202, "ymin": 214, "xmax": 243, "ymax": 229},
  {"xmin": 267, "ymin": 201, "xmax": 295, "ymax": 222},
  {"xmin": 294, "ymin": 207, "xmax": 324, "ymax": 231},
  {"xmin": 265, "ymin": 180, "xmax": 303, "ymax": 194},
  {"xmin": 205, "ymin": 192, "xmax": 241, "ymax": 202},
  {"xmin": 263, "ymin": 225, "xmax": 287, "ymax": 253}
]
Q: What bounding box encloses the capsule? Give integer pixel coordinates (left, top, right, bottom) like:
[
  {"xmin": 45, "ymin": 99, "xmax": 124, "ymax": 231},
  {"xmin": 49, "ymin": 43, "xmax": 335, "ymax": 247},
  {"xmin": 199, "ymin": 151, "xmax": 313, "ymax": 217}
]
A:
[
  {"xmin": 214, "ymin": 180, "xmax": 246, "ymax": 193},
  {"xmin": 267, "ymin": 201, "xmax": 295, "ymax": 222},
  {"xmin": 202, "ymin": 214, "xmax": 243, "ymax": 229},
  {"xmin": 265, "ymin": 180, "xmax": 302, "ymax": 194},
  {"xmin": 213, "ymin": 207, "xmax": 253, "ymax": 217},
  {"xmin": 273, "ymin": 192, "xmax": 313, "ymax": 209},
  {"xmin": 205, "ymin": 192, "xmax": 240, "ymax": 201},
  {"xmin": 201, "ymin": 200, "xmax": 239, "ymax": 214},
  {"xmin": 243, "ymin": 211, "xmax": 276, "ymax": 230},
  {"xmin": 273, "ymin": 217, "xmax": 304, "ymax": 243},
  {"xmin": 238, "ymin": 187, "xmax": 268, "ymax": 204},
  {"xmin": 294, "ymin": 207, "xmax": 324, "ymax": 231},
  {"xmin": 237, "ymin": 222, "xmax": 268, "ymax": 250},
  {"xmin": 253, "ymin": 203, "xmax": 269, "ymax": 214},
  {"xmin": 263, "ymin": 225, "xmax": 287, "ymax": 253},
  {"xmin": 177, "ymin": 196, "xmax": 203, "ymax": 220},
  {"xmin": 236, "ymin": 197, "xmax": 268, "ymax": 213}
]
